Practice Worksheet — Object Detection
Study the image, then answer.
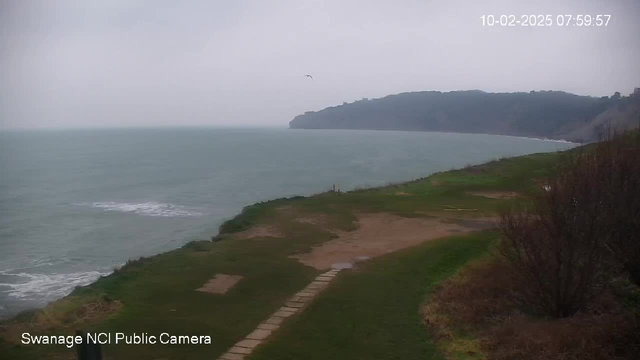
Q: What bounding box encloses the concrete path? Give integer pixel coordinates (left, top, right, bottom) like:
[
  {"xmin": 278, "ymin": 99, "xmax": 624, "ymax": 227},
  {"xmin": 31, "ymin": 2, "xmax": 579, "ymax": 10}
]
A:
[{"xmin": 217, "ymin": 269, "xmax": 341, "ymax": 360}]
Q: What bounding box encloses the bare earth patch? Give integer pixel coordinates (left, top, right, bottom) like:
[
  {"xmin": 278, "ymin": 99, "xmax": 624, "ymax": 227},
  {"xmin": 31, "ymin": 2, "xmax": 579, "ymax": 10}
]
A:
[
  {"xmin": 291, "ymin": 213, "xmax": 497, "ymax": 270},
  {"xmin": 197, "ymin": 274, "xmax": 243, "ymax": 294},
  {"xmin": 467, "ymin": 191, "xmax": 522, "ymax": 200},
  {"xmin": 233, "ymin": 225, "xmax": 283, "ymax": 239},
  {"xmin": 395, "ymin": 192, "xmax": 414, "ymax": 196},
  {"xmin": 294, "ymin": 215, "xmax": 330, "ymax": 226},
  {"xmin": 276, "ymin": 205, "xmax": 294, "ymax": 212}
]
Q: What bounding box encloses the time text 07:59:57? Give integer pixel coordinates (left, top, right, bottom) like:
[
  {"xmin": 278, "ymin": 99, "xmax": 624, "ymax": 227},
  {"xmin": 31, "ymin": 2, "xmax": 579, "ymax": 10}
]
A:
[{"xmin": 481, "ymin": 14, "xmax": 611, "ymax": 27}]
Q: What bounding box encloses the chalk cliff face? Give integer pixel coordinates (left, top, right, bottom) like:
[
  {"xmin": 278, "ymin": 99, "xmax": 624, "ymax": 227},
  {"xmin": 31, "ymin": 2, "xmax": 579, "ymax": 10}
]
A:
[{"xmin": 290, "ymin": 89, "xmax": 640, "ymax": 142}]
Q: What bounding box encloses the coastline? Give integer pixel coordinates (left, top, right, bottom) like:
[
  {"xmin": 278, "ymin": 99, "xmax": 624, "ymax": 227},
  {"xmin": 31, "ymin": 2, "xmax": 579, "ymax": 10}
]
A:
[
  {"xmin": 0, "ymin": 129, "xmax": 575, "ymax": 322},
  {"xmin": 288, "ymin": 127, "xmax": 582, "ymax": 144},
  {"xmin": 0, "ymin": 148, "xmax": 569, "ymax": 359}
]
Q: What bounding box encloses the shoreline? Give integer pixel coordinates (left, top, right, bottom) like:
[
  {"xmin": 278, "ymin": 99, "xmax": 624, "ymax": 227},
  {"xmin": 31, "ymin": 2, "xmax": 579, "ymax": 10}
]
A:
[
  {"xmin": 0, "ymin": 137, "xmax": 576, "ymax": 322},
  {"xmin": 288, "ymin": 127, "xmax": 582, "ymax": 144},
  {"xmin": 0, "ymin": 148, "xmax": 570, "ymax": 359}
]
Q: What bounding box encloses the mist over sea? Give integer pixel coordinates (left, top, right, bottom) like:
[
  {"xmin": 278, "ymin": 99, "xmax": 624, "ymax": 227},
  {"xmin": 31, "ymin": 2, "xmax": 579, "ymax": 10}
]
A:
[{"xmin": 0, "ymin": 127, "xmax": 574, "ymax": 319}]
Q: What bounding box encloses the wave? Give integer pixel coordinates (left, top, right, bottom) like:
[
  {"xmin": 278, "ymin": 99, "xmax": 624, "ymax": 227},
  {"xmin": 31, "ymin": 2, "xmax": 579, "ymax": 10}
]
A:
[
  {"xmin": 0, "ymin": 270, "xmax": 110, "ymax": 301},
  {"xmin": 527, "ymin": 137, "xmax": 577, "ymax": 144},
  {"xmin": 81, "ymin": 201, "xmax": 205, "ymax": 217},
  {"xmin": 497, "ymin": 134, "xmax": 578, "ymax": 144}
]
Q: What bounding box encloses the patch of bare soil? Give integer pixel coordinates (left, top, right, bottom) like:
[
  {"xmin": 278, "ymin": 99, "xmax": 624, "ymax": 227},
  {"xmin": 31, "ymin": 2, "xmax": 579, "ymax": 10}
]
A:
[
  {"xmin": 294, "ymin": 216, "xmax": 327, "ymax": 225},
  {"xmin": 196, "ymin": 274, "xmax": 243, "ymax": 294},
  {"xmin": 468, "ymin": 191, "xmax": 522, "ymax": 200},
  {"xmin": 233, "ymin": 225, "xmax": 282, "ymax": 239},
  {"xmin": 395, "ymin": 192, "xmax": 414, "ymax": 196},
  {"xmin": 291, "ymin": 213, "xmax": 496, "ymax": 270}
]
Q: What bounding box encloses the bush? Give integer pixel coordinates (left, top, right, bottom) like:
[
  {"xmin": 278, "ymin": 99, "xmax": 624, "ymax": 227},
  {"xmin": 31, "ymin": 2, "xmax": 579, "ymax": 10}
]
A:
[
  {"xmin": 499, "ymin": 146, "xmax": 618, "ymax": 317},
  {"xmin": 500, "ymin": 130, "xmax": 640, "ymax": 317},
  {"xmin": 594, "ymin": 132, "xmax": 640, "ymax": 285}
]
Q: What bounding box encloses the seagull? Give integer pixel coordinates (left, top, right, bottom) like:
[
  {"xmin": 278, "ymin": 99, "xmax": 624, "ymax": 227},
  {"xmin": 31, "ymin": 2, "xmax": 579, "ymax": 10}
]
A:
[{"xmin": 305, "ymin": 74, "xmax": 313, "ymax": 80}]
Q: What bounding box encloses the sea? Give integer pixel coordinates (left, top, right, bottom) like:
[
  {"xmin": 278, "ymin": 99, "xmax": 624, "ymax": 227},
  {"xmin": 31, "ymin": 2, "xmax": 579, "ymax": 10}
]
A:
[{"xmin": 0, "ymin": 127, "xmax": 575, "ymax": 319}]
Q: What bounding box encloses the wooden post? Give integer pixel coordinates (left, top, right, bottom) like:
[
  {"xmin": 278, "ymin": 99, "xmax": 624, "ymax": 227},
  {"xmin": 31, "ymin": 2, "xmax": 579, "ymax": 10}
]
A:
[
  {"xmin": 76, "ymin": 330, "xmax": 102, "ymax": 360},
  {"xmin": 76, "ymin": 330, "xmax": 87, "ymax": 360}
]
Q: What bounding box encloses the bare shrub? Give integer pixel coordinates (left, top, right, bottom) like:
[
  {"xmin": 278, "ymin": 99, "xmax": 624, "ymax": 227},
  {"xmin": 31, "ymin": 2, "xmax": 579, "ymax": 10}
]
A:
[
  {"xmin": 499, "ymin": 147, "xmax": 617, "ymax": 318},
  {"xmin": 594, "ymin": 132, "xmax": 640, "ymax": 285}
]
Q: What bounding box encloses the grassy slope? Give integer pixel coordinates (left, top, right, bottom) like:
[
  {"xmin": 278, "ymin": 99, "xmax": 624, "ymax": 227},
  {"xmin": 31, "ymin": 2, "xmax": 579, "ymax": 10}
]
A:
[
  {"xmin": 0, "ymin": 151, "xmax": 565, "ymax": 360},
  {"xmin": 251, "ymin": 232, "xmax": 497, "ymax": 360}
]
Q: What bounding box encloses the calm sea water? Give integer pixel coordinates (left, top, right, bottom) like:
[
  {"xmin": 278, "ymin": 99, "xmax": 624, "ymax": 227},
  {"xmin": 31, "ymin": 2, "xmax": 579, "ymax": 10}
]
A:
[{"xmin": 0, "ymin": 127, "xmax": 574, "ymax": 319}]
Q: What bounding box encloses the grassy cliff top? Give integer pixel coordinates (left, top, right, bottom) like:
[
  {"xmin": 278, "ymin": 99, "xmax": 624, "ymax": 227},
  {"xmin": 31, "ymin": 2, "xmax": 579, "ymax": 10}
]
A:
[{"xmin": 0, "ymin": 149, "xmax": 567, "ymax": 360}]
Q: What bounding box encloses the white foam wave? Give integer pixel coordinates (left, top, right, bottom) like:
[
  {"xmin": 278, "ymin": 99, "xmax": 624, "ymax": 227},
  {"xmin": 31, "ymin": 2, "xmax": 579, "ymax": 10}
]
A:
[
  {"xmin": 499, "ymin": 134, "xmax": 578, "ymax": 144},
  {"xmin": 0, "ymin": 270, "xmax": 109, "ymax": 301},
  {"xmin": 528, "ymin": 137, "xmax": 577, "ymax": 144},
  {"xmin": 85, "ymin": 201, "xmax": 204, "ymax": 217}
]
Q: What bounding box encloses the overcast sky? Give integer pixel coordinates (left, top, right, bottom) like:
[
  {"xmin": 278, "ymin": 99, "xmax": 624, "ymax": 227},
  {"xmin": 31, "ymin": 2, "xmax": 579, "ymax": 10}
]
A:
[{"xmin": 1, "ymin": 0, "xmax": 639, "ymax": 129}]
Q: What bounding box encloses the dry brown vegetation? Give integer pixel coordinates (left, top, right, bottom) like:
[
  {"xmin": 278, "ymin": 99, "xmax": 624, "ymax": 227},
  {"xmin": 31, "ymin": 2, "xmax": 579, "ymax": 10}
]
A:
[
  {"xmin": 424, "ymin": 259, "xmax": 640, "ymax": 360},
  {"xmin": 0, "ymin": 294, "xmax": 122, "ymax": 344}
]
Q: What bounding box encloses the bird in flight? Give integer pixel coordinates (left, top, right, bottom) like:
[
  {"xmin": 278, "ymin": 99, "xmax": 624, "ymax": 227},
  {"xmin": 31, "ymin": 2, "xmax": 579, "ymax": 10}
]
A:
[{"xmin": 305, "ymin": 74, "xmax": 313, "ymax": 80}]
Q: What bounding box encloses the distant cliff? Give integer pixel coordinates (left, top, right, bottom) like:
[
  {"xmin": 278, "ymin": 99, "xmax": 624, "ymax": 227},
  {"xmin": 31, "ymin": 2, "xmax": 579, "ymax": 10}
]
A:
[{"xmin": 289, "ymin": 89, "xmax": 640, "ymax": 142}]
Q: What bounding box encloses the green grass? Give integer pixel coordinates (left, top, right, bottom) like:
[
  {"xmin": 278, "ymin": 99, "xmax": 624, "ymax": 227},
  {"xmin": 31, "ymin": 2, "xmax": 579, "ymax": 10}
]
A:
[
  {"xmin": 251, "ymin": 231, "xmax": 497, "ymax": 360},
  {"xmin": 0, "ymin": 149, "xmax": 568, "ymax": 360},
  {"xmin": 2, "ymin": 238, "xmax": 320, "ymax": 360}
]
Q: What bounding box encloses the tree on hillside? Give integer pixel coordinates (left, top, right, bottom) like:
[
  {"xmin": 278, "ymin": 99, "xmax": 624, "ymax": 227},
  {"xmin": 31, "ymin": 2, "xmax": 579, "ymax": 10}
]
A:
[
  {"xmin": 500, "ymin": 152, "xmax": 615, "ymax": 317},
  {"xmin": 597, "ymin": 132, "xmax": 640, "ymax": 285},
  {"xmin": 500, "ymin": 131, "xmax": 640, "ymax": 317}
]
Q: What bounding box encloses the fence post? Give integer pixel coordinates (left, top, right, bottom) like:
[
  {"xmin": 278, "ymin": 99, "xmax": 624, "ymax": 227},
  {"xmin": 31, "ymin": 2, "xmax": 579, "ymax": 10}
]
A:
[{"xmin": 76, "ymin": 330, "xmax": 102, "ymax": 360}]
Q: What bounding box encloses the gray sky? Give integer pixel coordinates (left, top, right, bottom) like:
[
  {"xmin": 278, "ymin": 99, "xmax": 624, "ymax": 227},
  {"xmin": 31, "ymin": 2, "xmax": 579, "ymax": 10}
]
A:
[{"xmin": 1, "ymin": 0, "xmax": 639, "ymax": 129}]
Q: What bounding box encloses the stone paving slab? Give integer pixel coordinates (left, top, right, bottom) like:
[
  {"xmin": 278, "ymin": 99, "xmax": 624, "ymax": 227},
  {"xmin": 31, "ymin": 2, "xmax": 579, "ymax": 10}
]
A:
[
  {"xmin": 264, "ymin": 316, "xmax": 284, "ymax": 325},
  {"xmin": 274, "ymin": 310, "xmax": 296, "ymax": 317},
  {"xmin": 229, "ymin": 346, "xmax": 252, "ymax": 355},
  {"xmin": 220, "ymin": 353, "xmax": 245, "ymax": 360},
  {"xmin": 246, "ymin": 329, "xmax": 272, "ymax": 340},
  {"xmin": 306, "ymin": 282, "xmax": 326, "ymax": 289},
  {"xmin": 285, "ymin": 301, "xmax": 304, "ymax": 308},
  {"xmin": 217, "ymin": 269, "xmax": 342, "ymax": 360},
  {"xmin": 320, "ymin": 274, "xmax": 336, "ymax": 278},
  {"xmin": 235, "ymin": 339, "xmax": 262, "ymax": 348},
  {"xmin": 279, "ymin": 306, "xmax": 299, "ymax": 312},
  {"xmin": 257, "ymin": 323, "xmax": 279, "ymax": 331}
]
